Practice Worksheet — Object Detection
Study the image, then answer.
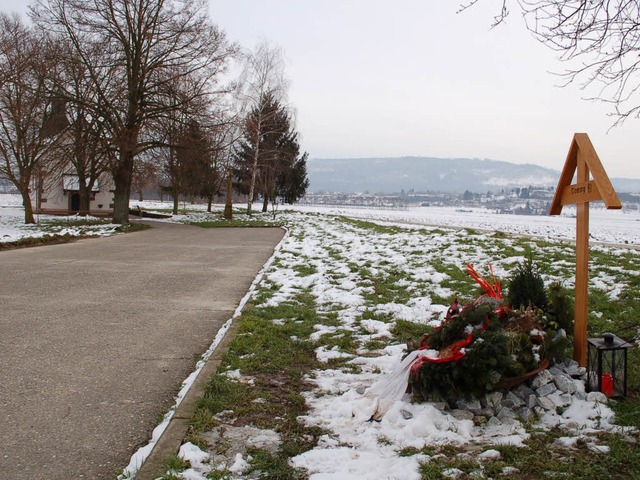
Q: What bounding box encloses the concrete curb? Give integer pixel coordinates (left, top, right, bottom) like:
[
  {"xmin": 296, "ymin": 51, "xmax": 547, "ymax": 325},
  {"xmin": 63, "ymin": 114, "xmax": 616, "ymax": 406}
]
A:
[{"xmin": 134, "ymin": 319, "xmax": 241, "ymax": 480}]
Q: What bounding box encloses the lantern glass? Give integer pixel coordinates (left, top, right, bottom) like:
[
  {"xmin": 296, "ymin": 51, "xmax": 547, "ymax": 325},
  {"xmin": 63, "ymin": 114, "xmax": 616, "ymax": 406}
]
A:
[{"xmin": 587, "ymin": 335, "xmax": 629, "ymax": 398}]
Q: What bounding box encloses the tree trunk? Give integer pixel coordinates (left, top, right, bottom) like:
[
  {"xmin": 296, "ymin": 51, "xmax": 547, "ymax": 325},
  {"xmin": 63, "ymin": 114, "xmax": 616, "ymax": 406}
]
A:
[
  {"xmin": 262, "ymin": 195, "xmax": 268, "ymax": 213},
  {"xmin": 21, "ymin": 188, "xmax": 35, "ymax": 224},
  {"xmin": 224, "ymin": 174, "xmax": 233, "ymax": 219},
  {"xmin": 78, "ymin": 181, "xmax": 91, "ymax": 216},
  {"xmin": 247, "ymin": 124, "xmax": 261, "ymax": 215},
  {"xmin": 111, "ymin": 148, "xmax": 135, "ymax": 224},
  {"xmin": 172, "ymin": 190, "xmax": 179, "ymax": 215},
  {"xmin": 207, "ymin": 194, "xmax": 213, "ymax": 212},
  {"xmin": 247, "ymin": 154, "xmax": 258, "ymax": 216}
]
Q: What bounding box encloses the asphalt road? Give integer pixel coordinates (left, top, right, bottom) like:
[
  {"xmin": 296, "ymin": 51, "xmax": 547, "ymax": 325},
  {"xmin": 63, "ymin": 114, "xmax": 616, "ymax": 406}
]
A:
[{"xmin": 0, "ymin": 222, "xmax": 284, "ymax": 480}]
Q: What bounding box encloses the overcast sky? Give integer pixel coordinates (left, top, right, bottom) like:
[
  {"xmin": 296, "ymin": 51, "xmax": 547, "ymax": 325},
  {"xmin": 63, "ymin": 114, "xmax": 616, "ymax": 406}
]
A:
[{"xmin": 3, "ymin": 1, "xmax": 638, "ymax": 178}]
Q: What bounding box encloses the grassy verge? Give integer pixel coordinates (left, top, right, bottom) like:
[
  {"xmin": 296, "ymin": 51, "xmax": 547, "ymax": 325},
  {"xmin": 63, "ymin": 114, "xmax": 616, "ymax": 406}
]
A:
[
  {"xmin": 170, "ymin": 213, "xmax": 639, "ymax": 478},
  {"xmin": 192, "ymin": 218, "xmax": 284, "ymax": 228},
  {"xmin": 0, "ymin": 222, "xmax": 148, "ymax": 251},
  {"xmin": 0, "ymin": 233, "xmax": 79, "ymax": 250},
  {"xmin": 118, "ymin": 223, "xmax": 151, "ymax": 233},
  {"xmin": 187, "ymin": 209, "xmax": 287, "ymax": 229},
  {"xmin": 184, "ymin": 293, "xmax": 330, "ymax": 478},
  {"xmin": 413, "ymin": 429, "xmax": 640, "ymax": 479}
]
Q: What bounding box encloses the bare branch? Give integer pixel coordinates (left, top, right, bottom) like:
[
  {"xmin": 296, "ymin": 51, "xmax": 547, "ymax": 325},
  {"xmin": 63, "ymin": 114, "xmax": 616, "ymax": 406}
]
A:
[
  {"xmin": 0, "ymin": 13, "xmax": 62, "ymax": 223},
  {"xmin": 30, "ymin": 0, "xmax": 237, "ymax": 222},
  {"xmin": 458, "ymin": 0, "xmax": 510, "ymax": 27},
  {"xmin": 464, "ymin": 0, "xmax": 640, "ymax": 123}
]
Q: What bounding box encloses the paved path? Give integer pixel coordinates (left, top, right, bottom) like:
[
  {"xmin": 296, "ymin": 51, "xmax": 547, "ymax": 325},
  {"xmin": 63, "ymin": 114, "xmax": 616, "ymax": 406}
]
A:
[{"xmin": 0, "ymin": 222, "xmax": 284, "ymax": 480}]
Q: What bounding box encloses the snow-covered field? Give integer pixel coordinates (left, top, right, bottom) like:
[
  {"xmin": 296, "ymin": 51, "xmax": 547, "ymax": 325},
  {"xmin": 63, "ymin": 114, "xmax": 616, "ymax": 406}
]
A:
[
  {"xmin": 178, "ymin": 209, "xmax": 633, "ymax": 480},
  {"xmin": 288, "ymin": 203, "xmax": 640, "ymax": 247},
  {"xmin": 0, "ymin": 194, "xmax": 123, "ymax": 241},
  {"xmin": 4, "ymin": 193, "xmax": 639, "ymax": 247},
  {"xmin": 3, "ymin": 194, "xmax": 638, "ymax": 479}
]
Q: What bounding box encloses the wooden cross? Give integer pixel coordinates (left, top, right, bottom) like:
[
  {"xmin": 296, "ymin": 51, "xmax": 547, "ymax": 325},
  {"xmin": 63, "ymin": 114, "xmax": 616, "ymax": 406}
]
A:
[{"xmin": 549, "ymin": 133, "xmax": 621, "ymax": 367}]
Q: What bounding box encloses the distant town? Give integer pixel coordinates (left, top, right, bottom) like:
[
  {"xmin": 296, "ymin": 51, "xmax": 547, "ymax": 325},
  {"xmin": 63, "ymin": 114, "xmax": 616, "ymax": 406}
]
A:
[
  {"xmin": 300, "ymin": 186, "xmax": 640, "ymax": 215},
  {"xmin": 5, "ymin": 176, "xmax": 640, "ymax": 217}
]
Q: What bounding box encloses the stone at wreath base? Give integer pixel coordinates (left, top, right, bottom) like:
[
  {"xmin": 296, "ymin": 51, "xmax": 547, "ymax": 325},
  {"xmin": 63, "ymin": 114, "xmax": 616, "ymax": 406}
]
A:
[{"xmin": 433, "ymin": 359, "xmax": 594, "ymax": 425}]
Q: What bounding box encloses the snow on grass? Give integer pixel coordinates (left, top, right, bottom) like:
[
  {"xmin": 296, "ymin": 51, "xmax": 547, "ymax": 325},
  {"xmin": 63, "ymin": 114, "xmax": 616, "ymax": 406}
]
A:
[
  {"xmin": 232, "ymin": 212, "xmax": 628, "ymax": 478},
  {"xmin": 289, "ymin": 203, "xmax": 640, "ymax": 247},
  {"xmin": 0, "ymin": 194, "xmax": 123, "ymax": 242},
  {"xmin": 159, "ymin": 209, "xmax": 635, "ymax": 479},
  {"xmin": 3, "ymin": 195, "xmax": 639, "ymax": 478}
]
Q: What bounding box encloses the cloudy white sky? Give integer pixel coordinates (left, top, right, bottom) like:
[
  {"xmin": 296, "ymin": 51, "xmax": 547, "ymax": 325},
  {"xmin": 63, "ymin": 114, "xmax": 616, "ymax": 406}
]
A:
[
  {"xmin": 208, "ymin": 1, "xmax": 639, "ymax": 178},
  {"xmin": 3, "ymin": 1, "xmax": 638, "ymax": 178}
]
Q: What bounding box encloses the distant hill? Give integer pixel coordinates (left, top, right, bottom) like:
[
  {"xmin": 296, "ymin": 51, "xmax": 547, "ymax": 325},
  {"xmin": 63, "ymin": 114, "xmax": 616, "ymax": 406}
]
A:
[{"xmin": 307, "ymin": 157, "xmax": 640, "ymax": 194}]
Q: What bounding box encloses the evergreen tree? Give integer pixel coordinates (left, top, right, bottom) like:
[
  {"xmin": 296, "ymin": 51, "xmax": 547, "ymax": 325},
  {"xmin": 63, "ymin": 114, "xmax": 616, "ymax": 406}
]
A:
[
  {"xmin": 177, "ymin": 119, "xmax": 214, "ymax": 202},
  {"xmin": 278, "ymin": 150, "xmax": 309, "ymax": 204},
  {"xmin": 234, "ymin": 93, "xmax": 308, "ymax": 212},
  {"xmin": 507, "ymin": 254, "xmax": 548, "ymax": 309}
]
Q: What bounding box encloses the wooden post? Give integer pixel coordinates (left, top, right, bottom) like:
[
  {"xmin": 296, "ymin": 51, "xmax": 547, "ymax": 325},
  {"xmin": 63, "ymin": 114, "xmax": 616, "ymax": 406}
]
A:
[
  {"xmin": 574, "ymin": 160, "xmax": 590, "ymax": 367},
  {"xmin": 549, "ymin": 134, "xmax": 621, "ymax": 367}
]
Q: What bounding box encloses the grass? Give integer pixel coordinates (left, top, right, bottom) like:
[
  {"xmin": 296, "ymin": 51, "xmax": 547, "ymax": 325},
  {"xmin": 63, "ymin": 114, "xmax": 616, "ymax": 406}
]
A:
[
  {"xmin": 245, "ymin": 448, "xmax": 305, "ymax": 479},
  {"xmin": 0, "ymin": 222, "xmax": 149, "ymax": 251},
  {"xmin": 293, "ymin": 263, "xmax": 317, "ymax": 276},
  {"xmin": 0, "ymin": 233, "xmax": 78, "ymax": 250},
  {"xmin": 391, "ymin": 319, "xmax": 434, "ymax": 345},
  {"xmin": 497, "ymin": 431, "xmax": 640, "ymax": 479},
  {"xmin": 192, "ymin": 218, "xmax": 284, "ymax": 228},
  {"xmin": 186, "ymin": 209, "xmax": 287, "ymax": 228},
  {"xmin": 131, "ymin": 202, "xmax": 290, "ymax": 228},
  {"xmin": 156, "ymin": 456, "xmax": 189, "ymax": 480},
  {"xmin": 118, "ymin": 222, "xmax": 150, "ymax": 233},
  {"xmin": 159, "ymin": 211, "xmax": 640, "ymax": 479},
  {"xmin": 9, "ymin": 208, "xmax": 634, "ymax": 478},
  {"xmin": 339, "ymin": 216, "xmax": 408, "ymax": 235},
  {"xmin": 186, "ymin": 293, "xmax": 327, "ymax": 478},
  {"xmin": 408, "ymin": 430, "xmax": 640, "ymax": 479}
]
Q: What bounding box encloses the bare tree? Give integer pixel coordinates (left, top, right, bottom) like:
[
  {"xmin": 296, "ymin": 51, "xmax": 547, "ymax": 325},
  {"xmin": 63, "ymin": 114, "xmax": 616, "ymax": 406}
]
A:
[
  {"xmin": 131, "ymin": 152, "xmax": 159, "ymax": 202},
  {"xmin": 49, "ymin": 40, "xmax": 113, "ymax": 215},
  {"xmin": 154, "ymin": 94, "xmax": 195, "ymax": 215},
  {"xmin": 463, "ymin": 1, "xmax": 640, "ymax": 123},
  {"xmin": 236, "ymin": 40, "xmax": 289, "ymax": 215},
  {"xmin": 0, "ymin": 14, "xmax": 61, "ymax": 224},
  {"xmin": 458, "ymin": 0, "xmax": 509, "ymax": 28},
  {"xmin": 32, "ymin": 0, "xmax": 237, "ymax": 223},
  {"xmin": 159, "ymin": 108, "xmax": 236, "ymax": 213},
  {"xmin": 151, "ymin": 71, "xmax": 213, "ymax": 215},
  {"xmin": 198, "ymin": 112, "xmax": 239, "ymax": 212},
  {"xmin": 254, "ymin": 95, "xmax": 292, "ymax": 213},
  {"xmin": 214, "ymin": 108, "xmax": 244, "ymax": 219}
]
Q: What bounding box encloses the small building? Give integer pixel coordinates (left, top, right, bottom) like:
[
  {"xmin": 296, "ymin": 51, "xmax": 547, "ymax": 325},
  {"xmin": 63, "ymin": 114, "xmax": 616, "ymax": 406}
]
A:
[
  {"xmin": 32, "ymin": 170, "xmax": 115, "ymax": 216},
  {"xmin": 30, "ymin": 94, "xmax": 116, "ymax": 217}
]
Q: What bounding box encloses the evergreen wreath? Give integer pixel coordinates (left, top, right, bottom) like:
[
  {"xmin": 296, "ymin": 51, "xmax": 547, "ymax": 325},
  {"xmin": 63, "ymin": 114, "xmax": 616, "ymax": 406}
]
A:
[{"xmin": 409, "ymin": 263, "xmax": 568, "ymax": 402}]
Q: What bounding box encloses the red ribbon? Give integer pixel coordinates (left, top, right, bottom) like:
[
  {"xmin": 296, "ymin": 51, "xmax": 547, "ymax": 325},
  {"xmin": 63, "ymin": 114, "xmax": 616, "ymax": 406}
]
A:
[{"xmin": 467, "ymin": 264, "xmax": 502, "ymax": 299}]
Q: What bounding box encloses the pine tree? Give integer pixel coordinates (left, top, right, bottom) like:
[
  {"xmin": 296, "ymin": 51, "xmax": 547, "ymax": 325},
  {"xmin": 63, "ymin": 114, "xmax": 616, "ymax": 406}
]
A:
[
  {"xmin": 507, "ymin": 254, "xmax": 548, "ymax": 309},
  {"xmin": 234, "ymin": 93, "xmax": 309, "ymax": 212}
]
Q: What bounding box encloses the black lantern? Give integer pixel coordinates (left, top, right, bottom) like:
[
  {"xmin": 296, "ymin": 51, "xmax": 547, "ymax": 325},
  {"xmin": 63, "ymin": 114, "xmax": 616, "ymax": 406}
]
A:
[{"xmin": 587, "ymin": 334, "xmax": 629, "ymax": 398}]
